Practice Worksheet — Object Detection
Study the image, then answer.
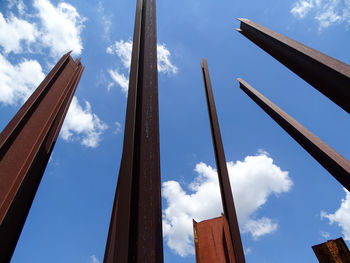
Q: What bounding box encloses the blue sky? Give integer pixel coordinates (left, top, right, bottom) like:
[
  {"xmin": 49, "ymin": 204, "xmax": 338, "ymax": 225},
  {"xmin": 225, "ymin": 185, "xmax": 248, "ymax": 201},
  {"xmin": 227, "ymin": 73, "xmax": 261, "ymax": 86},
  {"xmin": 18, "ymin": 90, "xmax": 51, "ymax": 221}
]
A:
[{"xmin": 1, "ymin": 0, "xmax": 350, "ymax": 262}]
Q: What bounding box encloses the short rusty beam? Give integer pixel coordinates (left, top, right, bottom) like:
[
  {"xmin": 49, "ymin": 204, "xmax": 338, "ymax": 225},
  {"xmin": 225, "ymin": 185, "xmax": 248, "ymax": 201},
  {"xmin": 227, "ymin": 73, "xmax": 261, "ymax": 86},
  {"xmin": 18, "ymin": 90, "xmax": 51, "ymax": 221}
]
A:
[
  {"xmin": 238, "ymin": 78, "xmax": 350, "ymax": 191},
  {"xmin": 0, "ymin": 52, "xmax": 84, "ymax": 263},
  {"xmin": 237, "ymin": 18, "xmax": 350, "ymax": 114},
  {"xmin": 201, "ymin": 59, "xmax": 245, "ymax": 263},
  {"xmin": 193, "ymin": 214, "xmax": 235, "ymax": 263},
  {"xmin": 103, "ymin": 0, "xmax": 163, "ymax": 262},
  {"xmin": 312, "ymin": 237, "xmax": 350, "ymax": 262}
]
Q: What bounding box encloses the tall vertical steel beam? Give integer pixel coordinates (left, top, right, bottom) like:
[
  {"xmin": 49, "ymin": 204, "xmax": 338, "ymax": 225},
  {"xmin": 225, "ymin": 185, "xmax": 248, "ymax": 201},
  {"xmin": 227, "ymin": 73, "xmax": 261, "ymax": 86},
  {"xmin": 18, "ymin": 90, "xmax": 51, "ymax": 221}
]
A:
[
  {"xmin": 103, "ymin": 0, "xmax": 163, "ymax": 262},
  {"xmin": 0, "ymin": 52, "xmax": 84, "ymax": 263},
  {"xmin": 201, "ymin": 59, "xmax": 245, "ymax": 263},
  {"xmin": 238, "ymin": 78, "xmax": 350, "ymax": 191},
  {"xmin": 237, "ymin": 18, "xmax": 350, "ymax": 114}
]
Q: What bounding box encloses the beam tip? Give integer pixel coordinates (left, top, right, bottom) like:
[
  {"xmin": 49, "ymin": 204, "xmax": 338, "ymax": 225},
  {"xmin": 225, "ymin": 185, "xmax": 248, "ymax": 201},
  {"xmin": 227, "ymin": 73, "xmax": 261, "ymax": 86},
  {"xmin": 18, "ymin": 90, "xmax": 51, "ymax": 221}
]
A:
[
  {"xmin": 236, "ymin": 28, "xmax": 243, "ymax": 32},
  {"xmin": 237, "ymin": 78, "xmax": 247, "ymax": 87},
  {"xmin": 237, "ymin": 18, "xmax": 248, "ymax": 22},
  {"xmin": 201, "ymin": 58, "xmax": 207, "ymax": 67}
]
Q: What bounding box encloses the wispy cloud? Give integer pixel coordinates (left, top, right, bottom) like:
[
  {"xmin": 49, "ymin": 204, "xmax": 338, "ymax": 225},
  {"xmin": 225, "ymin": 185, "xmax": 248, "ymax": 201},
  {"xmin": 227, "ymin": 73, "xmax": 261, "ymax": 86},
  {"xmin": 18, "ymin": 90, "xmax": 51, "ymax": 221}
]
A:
[
  {"xmin": 89, "ymin": 255, "xmax": 100, "ymax": 263},
  {"xmin": 321, "ymin": 188, "xmax": 350, "ymax": 241},
  {"xmin": 291, "ymin": 0, "xmax": 350, "ymax": 29},
  {"xmin": 106, "ymin": 40, "xmax": 177, "ymax": 94},
  {"xmin": 97, "ymin": 0, "xmax": 112, "ymax": 40},
  {"xmin": 162, "ymin": 152, "xmax": 292, "ymax": 256},
  {"xmin": 321, "ymin": 231, "xmax": 331, "ymax": 239},
  {"xmin": 114, "ymin": 121, "xmax": 122, "ymax": 134}
]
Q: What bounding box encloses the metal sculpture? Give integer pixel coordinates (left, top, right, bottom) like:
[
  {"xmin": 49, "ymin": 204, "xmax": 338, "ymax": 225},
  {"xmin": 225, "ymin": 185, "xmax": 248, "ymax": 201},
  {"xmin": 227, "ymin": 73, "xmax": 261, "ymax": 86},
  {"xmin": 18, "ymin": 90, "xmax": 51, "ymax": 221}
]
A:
[
  {"xmin": 0, "ymin": 52, "xmax": 84, "ymax": 263},
  {"xmin": 201, "ymin": 59, "xmax": 245, "ymax": 263},
  {"xmin": 103, "ymin": 0, "xmax": 163, "ymax": 262},
  {"xmin": 238, "ymin": 78, "xmax": 350, "ymax": 191},
  {"xmin": 237, "ymin": 18, "xmax": 350, "ymax": 114}
]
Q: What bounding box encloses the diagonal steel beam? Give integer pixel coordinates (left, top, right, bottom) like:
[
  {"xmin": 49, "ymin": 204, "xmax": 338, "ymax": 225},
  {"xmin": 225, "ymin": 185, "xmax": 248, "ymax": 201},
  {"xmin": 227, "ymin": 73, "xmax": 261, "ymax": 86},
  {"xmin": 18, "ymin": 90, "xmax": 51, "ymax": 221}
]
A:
[
  {"xmin": 0, "ymin": 52, "xmax": 84, "ymax": 263},
  {"xmin": 238, "ymin": 78, "xmax": 350, "ymax": 191},
  {"xmin": 103, "ymin": 0, "xmax": 163, "ymax": 262},
  {"xmin": 237, "ymin": 18, "xmax": 350, "ymax": 114},
  {"xmin": 201, "ymin": 59, "xmax": 245, "ymax": 263}
]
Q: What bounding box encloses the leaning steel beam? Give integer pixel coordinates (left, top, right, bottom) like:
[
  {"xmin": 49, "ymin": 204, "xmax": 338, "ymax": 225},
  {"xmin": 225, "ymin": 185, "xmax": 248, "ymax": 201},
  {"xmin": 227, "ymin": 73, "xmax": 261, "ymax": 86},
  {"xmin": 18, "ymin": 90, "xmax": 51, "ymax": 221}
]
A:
[
  {"xmin": 103, "ymin": 0, "xmax": 163, "ymax": 262},
  {"xmin": 238, "ymin": 78, "xmax": 350, "ymax": 191},
  {"xmin": 237, "ymin": 18, "xmax": 350, "ymax": 114},
  {"xmin": 201, "ymin": 59, "xmax": 245, "ymax": 263},
  {"xmin": 0, "ymin": 52, "xmax": 84, "ymax": 263}
]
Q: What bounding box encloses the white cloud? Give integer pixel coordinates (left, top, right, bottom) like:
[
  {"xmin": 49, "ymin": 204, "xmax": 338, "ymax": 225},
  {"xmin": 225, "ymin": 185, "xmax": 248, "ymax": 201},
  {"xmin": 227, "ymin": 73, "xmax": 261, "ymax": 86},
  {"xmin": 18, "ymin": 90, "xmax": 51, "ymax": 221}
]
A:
[
  {"xmin": 0, "ymin": 53, "xmax": 45, "ymax": 105},
  {"xmin": 33, "ymin": 0, "xmax": 85, "ymax": 57},
  {"xmin": 162, "ymin": 152, "xmax": 292, "ymax": 256},
  {"xmin": 291, "ymin": 0, "xmax": 350, "ymax": 29},
  {"xmin": 108, "ymin": 68, "xmax": 129, "ymax": 94},
  {"xmin": 89, "ymin": 255, "xmax": 100, "ymax": 263},
  {"xmin": 106, "ymin": 40, "xmax": 132, "ymax": 68},
  {"xmin": 1, "ymin": 0, "xmax": 85, "ymax": 57},
  {"xmin": 0, "ymin": 13, "xmax": 38, "ymax": 54},
  {"xmin": 106, "ymin": 40, "xmax": 177, "ymax": 94},
  {"xmin": 61, "ymin": 96, "xmax": 108, "ymax": 148},
  {"xmin": 321, "ymin": 188, "xmax": 350, "ymax": 241},
  {"xmin": 243, "ymin": 217, "xmax": 278, "ymax": 239},
  {"xmin": 156, "ymin": 43, "xmax": 178, "ymax": 74}
]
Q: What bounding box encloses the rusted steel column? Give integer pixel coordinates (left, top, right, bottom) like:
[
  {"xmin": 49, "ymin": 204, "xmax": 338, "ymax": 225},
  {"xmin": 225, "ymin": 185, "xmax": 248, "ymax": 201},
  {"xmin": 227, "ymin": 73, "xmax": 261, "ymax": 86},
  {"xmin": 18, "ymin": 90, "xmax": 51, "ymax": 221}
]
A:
[
  {"xmin": 237, "ymin": 18, "xmax": 350, "ymax": 114},
  {"xmin": 193, "ymin": 215, "xmax": 236, "ymax": 263},
  {"xmin": 103, "ymin": 0, "xmax": 163, "ymax": 262},
  {"xmin": 201, "ymin": 59, "xmax": 245, "ymax": 263},
  {"xmin": 238, "ymin": 78, "xmax": 350, "ymax": 191},
  {"xmin": 312, "ymin": 237, "xmax": 350, "ymax": 262},
  {"xmin": 0, "ymin": 52, "xmax": 84, "ymax": 263}
]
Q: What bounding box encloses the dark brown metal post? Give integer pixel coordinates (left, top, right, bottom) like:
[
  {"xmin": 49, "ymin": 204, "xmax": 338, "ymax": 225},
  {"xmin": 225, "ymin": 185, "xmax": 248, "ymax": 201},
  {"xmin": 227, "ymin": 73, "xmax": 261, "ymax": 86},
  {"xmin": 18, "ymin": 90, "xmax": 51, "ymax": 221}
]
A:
[
  {"xmin": 103, "ymin": 0, "xmax": 163, "ymax": 262},
  {"xmin": 238, "ymin": 78, "xmax": 350, "ymax": 191},
  {"xmin": 237, "ymin": 18, "xmax": 350, "ymax": 114},
  {"xmin": 201, "ymin": 59, "xmax": 245, "ymax": 263},
  {"xmin": 312, "ymin": 237, "xmax": 350, "ymax": 262},
  {"xmin": 0, "ymin": 52, "xmax": 84, "ymax": 263}
]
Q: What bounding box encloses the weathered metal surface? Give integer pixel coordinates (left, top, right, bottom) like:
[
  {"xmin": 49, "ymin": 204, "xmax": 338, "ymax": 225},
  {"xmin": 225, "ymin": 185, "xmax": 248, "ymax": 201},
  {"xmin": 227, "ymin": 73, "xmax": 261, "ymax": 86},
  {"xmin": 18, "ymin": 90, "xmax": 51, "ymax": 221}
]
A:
[
  {"xmin": 201, "ymin": 59, "xmax": 245, "ymax": 263},
  {"xmin": 238, "ymin": 78, "xmax": 350, "ymax": 191},
  {"xmin": 193, "ymin": 214, "xmax": 235, "ymax": 263},
  {"xmin": 103, "ymin": 0, "xmax": 163, "ymax": 262},
  {"xmin": 237, "ymin": 18, "xmax": 350, "ymax": 114},
  {"xmin": 0, "ymin": 52, "xmax": 84, "ymax": 263},
  {"xmin": 312, "ymin": 237, "xmax": 350, "ymax": 262}
]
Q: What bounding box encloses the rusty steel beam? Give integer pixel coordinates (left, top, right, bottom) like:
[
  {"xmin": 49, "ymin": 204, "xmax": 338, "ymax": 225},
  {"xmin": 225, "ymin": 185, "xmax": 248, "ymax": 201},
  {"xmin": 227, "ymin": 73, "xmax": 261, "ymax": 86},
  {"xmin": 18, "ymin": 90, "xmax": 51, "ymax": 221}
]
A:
[
  {"xmin": 193, "ymin": 214, "xmax": 235, "ymax": 263},
  {"xmin": 103, "ymin": 0, "xmax": 163, "ymax": 262},
  {"xmin": 312, "ymin": 237, "xmax": 350, "ymax": 262},
  {"xmin": 237, "ymin": 18, "xmax": 350, "ymax": 114},
  {"xmin": 201, "ymin": 59, "xmax": 245, "ymax": 263},
  {"xmin": 0, "ymin": 52, "xmax": 84, "ymax": 263},
  {"xmin": 238, "ymin": 78, "xmax": 350, "ymax": 191}
]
